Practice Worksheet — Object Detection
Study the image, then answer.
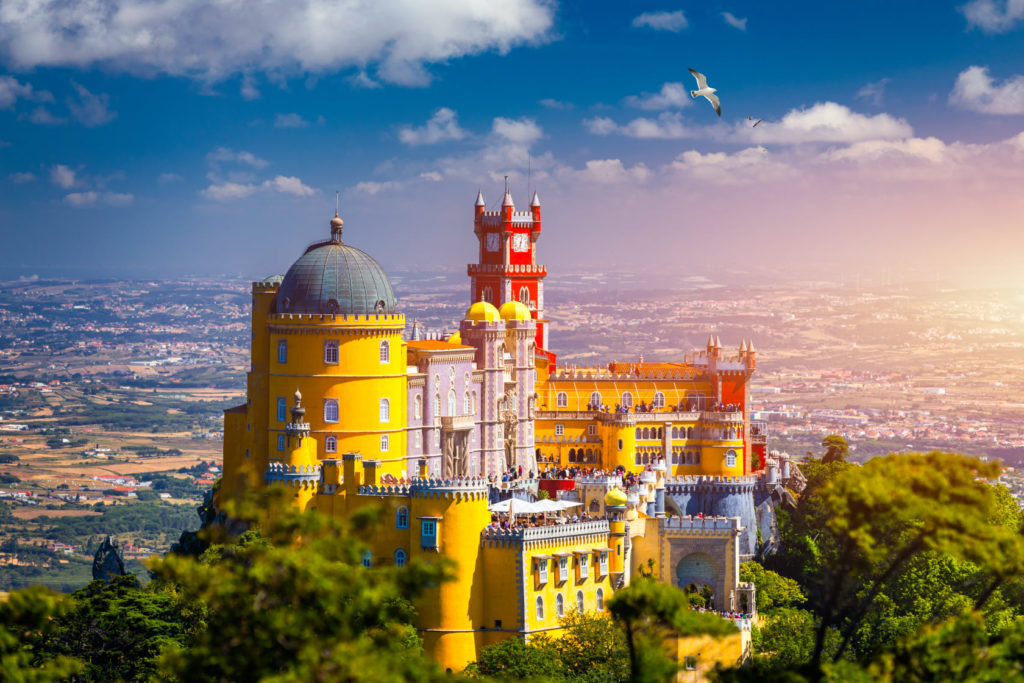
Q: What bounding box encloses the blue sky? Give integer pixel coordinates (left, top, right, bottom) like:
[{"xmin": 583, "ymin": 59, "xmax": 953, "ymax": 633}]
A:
[{"xmin": 1, "ymin": 1, "xmax": 1024, "ymax": 285}]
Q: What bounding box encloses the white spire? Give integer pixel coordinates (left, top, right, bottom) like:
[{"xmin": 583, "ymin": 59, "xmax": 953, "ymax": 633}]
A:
[
  {"xmin": 502, "ymin": 189, "xmax": 514, "ymax": 208},
  {"xmin": 475, "ymin": 189, "xmax": 485, "ymax": 207},
  {"xmin": 715, "ymin": 336, "xmax": 722, "ymax": 349},
  {"xmin": 531, "ymin": 190, "xmax": 540, "ymax": 207}
]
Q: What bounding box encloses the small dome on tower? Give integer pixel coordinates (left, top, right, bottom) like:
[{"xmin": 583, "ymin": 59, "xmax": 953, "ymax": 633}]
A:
[
  {"xmin": 447, "ymin": 331, "xmax": 463, "ymax": 345},
  {"xmin": 465, "ymin": 301, "xmax": 500, "ymax": 322},
  {"xmin": 604, "ymin": 487, "xmax": 628, "ymax": 508},
  {"xmin": 499, "ymin": 300, "xmax": 531, "ymax": 321}
]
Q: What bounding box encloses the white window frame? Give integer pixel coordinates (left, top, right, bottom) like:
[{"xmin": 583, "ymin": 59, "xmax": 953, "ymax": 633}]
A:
[
  {"xmin": 414, "ymin": 395, "xmax": 422, "ymax": 419},
  {"xmin": 596, "ymin": 587, "xmax": 604, "ymax": 611},
  {"xmin": 556, "ymin": 593, "xmax": 565, "ymax": 618},
  {"xmin": 537, "ymin": 558, "xmax": 548, "ymax": 584},
  {"xmin": 653, "ymin": 392, "xmax": 665, "ymax": 408},
  {"xmin": 379, "ymin": 398, "xmax": 390, "ymax": 423},
  {"xmin": 576, "ymin": 590, "xmax": 585, "ymax": 615},
  {"xmin": 323, "ymin": 399, "xmax": 339, "ymax": 423},
  {"xmin": 558, "ymin": 556, "xmax": 569, "ymax": 583},
  {"xmin": 555, "ymin": 424, "xmax": 564, "ymax": 437},
  {"xmin": 725, "ymin": 449, "xmax": 738, "ymax": 468},
  {"xmin": 599, "ymin": 552, "xmax": 608, "ymax": 575},
  {"xmin": 536, "ymin": 595, "xmax": 544, "ymax": 621},
  {"xmin": 589, "ymin": 391, "xmax": 601, "ymax": 407},
  {"xmin": 447, "ymin": 389, "xmax": 456, "ymax": 416},
  {"xmin": 379, "ymin": 339, "xmax": 390, "ymax": 364},
  {"xmin": 621, "ymin": 392, "xmax": 633, "ymax": 408},
  {"xmin": 556, "ymin": 392, "xmax": 568, "ymax": 408},
  {"xmin": 380, "ymin": 434, "xmax": 389, "ymax": 452},
  {"xmin": 325, "ymin": 435, "xmax": 337, "ymax": 453},
  {"xmin": 588, "ymin": 424, "xmax": 596, "ymax": 436},
  {"xmin": 463, "ymin": 391, "xmax": 472, "ymax": 415},
  {"xmin": 324, "ymin": 339, "xmax": 339, "ymax": 364},
  {"xmin": 579, "ymin": 553, "xmax": 589, "ymax": 579}
]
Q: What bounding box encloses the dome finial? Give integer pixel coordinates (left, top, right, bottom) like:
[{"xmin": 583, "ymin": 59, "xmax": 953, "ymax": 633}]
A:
[{"xmin": 330, "ymin": 194, "xmax": 344, "ymax": 243}]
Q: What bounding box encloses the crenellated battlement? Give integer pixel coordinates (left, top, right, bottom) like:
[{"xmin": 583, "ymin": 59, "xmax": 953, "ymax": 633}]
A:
[
  {"xmin": 266, "ymin": 312, "xmax": 405, "ymax": 324},
  {"xmin": 661, "ymin": 515, "xmax": 742, "ymax": 532},
  {"xmin": 481, "ymin": 519, "xmax": 610, "ymax": 542},
  {"xmin": 265, "ymin": 462, "xmax": 322, "ymax": 486}
]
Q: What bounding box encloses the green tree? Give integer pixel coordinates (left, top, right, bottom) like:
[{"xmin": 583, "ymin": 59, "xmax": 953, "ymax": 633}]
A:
[
  {"xmin": 467, "ymin": 637, "xmax": 561, "ymax": 680},
  {"xmin": 0, "ymin": 586, "xmax": 84, "ymax": 682},
  {"xmin": 740, "ymin": 562, "xmax": 806, "ymax": 613},
  {"xmin": 34, "ymin": 575, "xmax": 204, "ymax": 682},
  {"xmin": 534, "ymin": 612, "xmax": 631, "ymax": 682},
  {"xmin": 820, "ymin": 436, "xmax": 849, "ymax": 464},
  {"xmin": 608, "ymin": 579, "xmax": 735, "ymax": 683},
  {"xmin": 148, "ymin": 488, "xmax": 455, "ymax": 682}
]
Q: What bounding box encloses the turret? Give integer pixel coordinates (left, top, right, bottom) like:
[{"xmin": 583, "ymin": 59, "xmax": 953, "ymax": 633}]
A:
[
  {"xmin": 502, "ymin": 188, "xmax": 514, "ymax": 222},
  {"xmin": 746, "ymin": 340, "xmax": 757, "ymax": 370},
  {"xmin": 604, "ymin": 487, "xmax": 629, "ymax": 577},
  {"xmin": 530, "ymin": 190, "xmax": 541, "ymax": 233},
  {"xmin": 474, "ymin": 189, "xmax": 485, "ymax": 219}
]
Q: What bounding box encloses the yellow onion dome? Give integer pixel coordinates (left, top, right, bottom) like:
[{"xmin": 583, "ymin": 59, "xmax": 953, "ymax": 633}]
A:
[{"xmin": 465, "ymin": 301, "xmax": 500, "ymax": 322}]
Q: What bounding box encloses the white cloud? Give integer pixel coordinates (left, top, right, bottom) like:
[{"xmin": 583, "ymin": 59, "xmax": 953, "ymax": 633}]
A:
[
  {"xmin": 740, "ymin": 102, "xmax": 913, "ymax": 144},
  {"xmin": 349, "ymin": 71, "xmax": 382, "ymax": 89},
  {"xmin": 0, "ymin": 0, "xmax": 554, "ymax": 87},
  {"xmin": 0, "ymin": 75, "xmax": 37, "ymax": 108},
  {"xmin": 572, "ymin": 159, "xmax": 651, "ymax": 184},
  {"xmin": 64, "ymin": 191, "xmax": 134, "ymax": 207},
  {"xmin": 67, "ymin": 83, "xmax": 116, "ymax": 126},
  {"xmin": 949, "ymin": 65, "xmax": 1024, "ymax": 114},
  {"xmin": 50, "ymin": 164, "xmax": 77, "ymax": 188},
  {"xmin": 27, "ymin": 106, "xmax": 65, "ymax": 125},
  {"xmin": 274, "ymin": 113, "xmax": 309, "ymax": 128},
  {"xmin": 624, "ymin": 82, "xmax": 690, "ymax": 110},
  {"xmin": 158, "ymin": 172, "xmax": 183, "ymax": 184},
  {"xmin": 64, "ymin": 191, "xmax": 97, "ymax": 207},
  {"xmin": 632, "ymin": 11, "xmax": 687, "ymax": 32},
  {"xmin": 9, "ymin": 172, "xmax": 36, "ymax": 183},
  {"xmin": 856, "ymin": 78, "xmax": 890, "ymax": 106},
  {"xmin": 492, "ymin": 117, "xmax": 542, "ymax": 145},
  {"xmin": 207, "ymin": 148, "xmax": 269, "ymax": 168},
  {"xmin": 539, "ymin": 98, "xmax": 571, "ymax": 110},
  {"xmin": 961, "ymin": 0, "xmax": 1024, "ymax": 33},
  {"xmin": 201, "ymin": 175, "xmax": 316, "ymax": 200},
  {"xmin": 825, "ymin": 137, "xmax": 949, "ymax": 164},
  {"xmin": 398, "ymin": 108, "xmax": 467, "ymax": 145},
  {"xmin": 354, "ymin": 180, "xmax": 398, "ymax": 195},
  {"xmin": 263, "ymin": 175, "xmax": 315, "ymax": 196},
  {"xmin": 722, "ymin": 12, "xmax": 747, "ymax": 30},
  {"xmin": 419, "ymin": 171, "xmax": 443, "ymax": 182},
  {"xmin": 585, "ymin": 112, "xmax": 699, "ymax": 139}
]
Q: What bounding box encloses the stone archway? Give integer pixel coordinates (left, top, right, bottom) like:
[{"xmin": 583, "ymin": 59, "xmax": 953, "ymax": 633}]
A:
[{"xmin": 676, "ymin": 552, "xmax": 718, "ymax": 609}]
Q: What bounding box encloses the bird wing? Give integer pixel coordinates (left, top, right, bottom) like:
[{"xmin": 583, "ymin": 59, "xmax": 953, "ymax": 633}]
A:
[
  {"xmin": 752, "ymin": 118, "xmax": 763, "ymax": 127},
  {"xmin": 704, "ymin": 92, "xmax": 722, "ymax": 116},
  {"xmin": 688, "ymin": 68, "xmax": 708, "ymax": 90}
]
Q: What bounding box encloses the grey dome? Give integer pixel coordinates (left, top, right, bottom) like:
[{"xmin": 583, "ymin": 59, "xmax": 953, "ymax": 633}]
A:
[{"xmin": 276, "ymin": 233, "xmax": 397, "ymax": 315}]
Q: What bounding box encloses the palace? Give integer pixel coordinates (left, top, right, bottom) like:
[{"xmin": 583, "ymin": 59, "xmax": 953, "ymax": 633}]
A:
[{"xmin": 220, "ymin": 189, "xmax": 797, "ymax": 674}]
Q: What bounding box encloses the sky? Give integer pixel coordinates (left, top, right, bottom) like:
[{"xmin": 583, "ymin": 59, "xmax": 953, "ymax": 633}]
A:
[{"xmin": 1, "ymin": 0, "xmax": 1024, "ymax": 286}]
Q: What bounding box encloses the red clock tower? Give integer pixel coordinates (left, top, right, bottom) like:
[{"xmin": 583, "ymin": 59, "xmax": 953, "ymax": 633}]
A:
[{"xmin": 468, "ymin": 187, "xmax": 548, "ymax": 349}]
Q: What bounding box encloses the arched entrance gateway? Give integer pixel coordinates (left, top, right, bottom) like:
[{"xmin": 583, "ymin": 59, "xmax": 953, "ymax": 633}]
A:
[{"xmin": 675, "ymin": 552, "xmax": 718, "ymax": 609}]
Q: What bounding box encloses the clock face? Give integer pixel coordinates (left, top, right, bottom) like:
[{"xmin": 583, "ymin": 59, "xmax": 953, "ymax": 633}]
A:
[
  {"xmin": 486, "ymin": 233, "xmax": 500, "ymax": 252},
  {"xmin": 512, "ymin": 233, "xmax": 529, "ymax": 252}
]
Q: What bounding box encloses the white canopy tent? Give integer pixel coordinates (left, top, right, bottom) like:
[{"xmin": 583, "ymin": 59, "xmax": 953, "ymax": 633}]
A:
[{"xmin": 487, "ymin": 498, "xmax": 583, "ymax": 514}]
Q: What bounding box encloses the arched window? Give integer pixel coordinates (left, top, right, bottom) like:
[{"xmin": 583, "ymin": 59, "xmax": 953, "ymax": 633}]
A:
[
  {"xmin": 394, "ymin": 549, "xmax": 406, "ymax": 568},
  {"xmin": 556, "ymin": 392, "xmax": 568, "ymax": 408},
  {"xmin": 686, "ymin": 427, "xmax": 694, "ymax": 439},
  {"xmin": 324, "ymin": 399, "xmax": 339, "ymax": 423},
  {"xmin": 556, "ymin": 593, "xmax": 565, "ymax": 618},
  {"xmin": 725, "ymin": 449, "xmax": 738, "ymax": 468},
  {"xmin": 379, "ymin": 398, "xmax": 390, "ymax": 423},
  {"xmin": 414, "ymin": 395, "xmax": 422, "ymax": 419},
  {"xmin": 482, "ymin": 286, "xmax": 493, "ymax": 304},
  {"xmin": 596, "ymin": 588, "xmax": 604, "ymax": 611},
  {"xmin": 576, "ymin": 590, "xmax": 585, "ymax": 614},
  {"xmin": 277, "ymin": 396, "xmax": 287, "ymax": 422},
  {"xmin": 586, "ymin": 449, "xmax": 593, "ymax": 462},
  {"xmin": 471, "ymin": 392, "xmax": 478, "ymax": 414},
  {"xmin": 653, "ymin": 392, "xmax": 665, "ymax": 408},
  {"xmin": 361, "ymin": 550, "xmax": 372, "ymax": 568},
  {"xmin": 621, "ymin": 392, "xmax": 633, "ymax": 408},
  {"xmin": 396, "ymin": 506, "xmax": 409, "ymax": 529},
  {"xmin": 519, "ymin": 286, "xmax": 530, "ymax": 305},
  {"xmin": 464, "ymin": 391, "xmax": 472, "ymax": 415},
  {"xmin": 415, "ymin": 431, "xmax": 422, "ymax": 448},
  {"xmin": 379, "ymin": 339, "xmax": 390, "ymax": 364},
  {"xmin": 590, "ymin": 391, "xmax": 602, "ymax": 407},
  {"xmin": 380, "ymin": 434, "xmax": 389, "ymax": 452},
  {"xmin": 672, "ymin": 426, "xmax": 679, "ymax": 439},
  {"xmin": 568, "ymin": 448, "xmax": 576, "ymax": 462},
  {"xmin": 325, "ymin": 435, "xmax": 337, "ymax": 453},
  {"xmin": 642, "ymin": 452, "xmax": 649, "ymax": 465},
  {"xmin": 634, "ymin": 427, "xmax": 641, "ymax": 439},
  {"xmin": 642, "ymin": 428, "xmax": 650, "ymax": 440},
  {"xmin": 447, "ymin": 389, "xmax": 456, "ymax": 416},
  {"xmin": 690, "ymin": 393, "xmax": 706, "ymax": 410},
  {"xmin": 277, "ymin": 339, "xmax": 287, "ymax": 364},
  {"xmin": 536, "ymin": 595, "xmax": 544, "ymax": 621},
  {"xmin": 448, "ymin": 365, "xmax": 455, "ymax": 381},
  {"xmin": 433, "ymin": 393, "xmax": 440, "ymax": 416},
  {"xmin": 324, "ymin": 339, "xmax": 339, "ymax": 364}
]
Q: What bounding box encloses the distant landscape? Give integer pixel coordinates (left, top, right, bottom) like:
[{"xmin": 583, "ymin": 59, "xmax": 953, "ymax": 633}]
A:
[{"xmin": 2, "ymin": 271, "xmax": 1023, "ymax": 591}]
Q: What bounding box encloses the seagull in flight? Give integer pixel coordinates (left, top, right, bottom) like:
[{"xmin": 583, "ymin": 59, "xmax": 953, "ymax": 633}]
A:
[
  {"xmin": 747, "ymin": 115, "xmax": 763, "ymax": 127},
  {"xmin": 688, "ymin": 67, "xmax": 721, "ymax": 116}
]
